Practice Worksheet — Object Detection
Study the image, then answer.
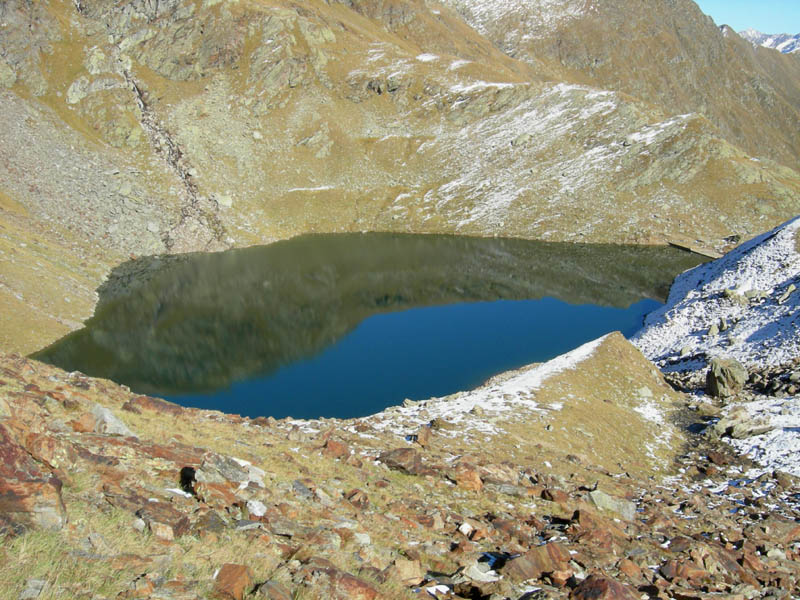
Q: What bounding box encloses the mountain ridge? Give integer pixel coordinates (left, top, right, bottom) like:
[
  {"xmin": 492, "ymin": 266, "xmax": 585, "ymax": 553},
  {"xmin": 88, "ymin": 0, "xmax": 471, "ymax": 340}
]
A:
[
  {"xmin": 1, "ymin": 0, "xmax": 800, "ymax": 355},
  {"xmin": 739, "ymin": 27, "xmax": 800, "ymax": 54}
]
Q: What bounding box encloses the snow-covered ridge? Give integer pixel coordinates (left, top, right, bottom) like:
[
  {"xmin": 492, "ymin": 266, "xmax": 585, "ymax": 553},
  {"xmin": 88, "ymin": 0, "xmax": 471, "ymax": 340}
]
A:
[
  {"xmin": 632, "ymin": 216, "xmax": 800, "ymax": 370},
  {"xmin": 633, "ymin": 216, "xmax": 800, "ymax": 476},
  {"xmin": 738, "ymin": 28, "xmax": 800, "ymax": 54}
]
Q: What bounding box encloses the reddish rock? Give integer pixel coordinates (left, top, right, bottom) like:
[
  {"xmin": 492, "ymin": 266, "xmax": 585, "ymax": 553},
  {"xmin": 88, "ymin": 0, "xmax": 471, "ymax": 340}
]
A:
[
  {"xmin": 69, "ymin": 412, "xmax": 96, "ymax": 433},
  {"xmin": 617, "ymin": 558, "xmax": 643, "ymax": 581},
  {"xmin": 570, "ymin": 574, "xmax": 639, "ymax": 600},
  {"xmin": 504, "ymin": 542, "xmax": 571, "ymax": 582},
  {"xmin": 300, "ymin": 557, "xmax": 379, "ymax": 600},
  {"xmin": 707, "ymin": 450, "xmax": 730, "ymax": 466},
  {"xmin": 195, "ymin": 481, "xmax": 238, "ymax": 508},
  {"xmin": 258, "ymin": 581, "xmax": 292, "ymax": 600},
  {"xmin": 453, "ymin": 462, "xmax": 483, "ymax": 491},
  {"xmin": 0, "ymin": 424, "xmax": 66, "ymax": 531},
  {"xmin": 213, "ymin": 563, "xmax": 253, "ymax": 600},
  {"xmin": 659, "ymin": 559, "xmax": 710, "ymax": 583},
  {"xmin": 121, "ymin": 395, "xmax": 185, "ymax": 416},
  {"xmin": 322, "ymin": 439, "xmax": 350, "ymax": 459},
  {"xmin": 378, "ymin": 447, "xmax": 425, "ymax": 475},
  {"xmin": 19, "ymin": 432, "xmax": 77, "ymax": 478},
  {"xmin": 345, "ymin": 488, "xmax": 369, "ymax": 510},
  {"xmin": 345, "ymin": 453, "xmax": 364, "ymax": 468},
  {"xmin": 542, "ymin": 488, "xmax": 569, "ymax": 504},
  {"xmin": 388, "ymin": 558, "xmax": 424, "ymax": 585},
  {"xmin": 415, "ymin": 425, "xmax": 432, "ymax": 448}
]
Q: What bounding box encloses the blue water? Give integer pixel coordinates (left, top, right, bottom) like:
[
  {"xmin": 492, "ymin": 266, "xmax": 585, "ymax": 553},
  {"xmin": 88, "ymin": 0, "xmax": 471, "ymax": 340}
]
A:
[{"xmin": 168, "ymin": 296, "xmax": 660, "ymax": 420}]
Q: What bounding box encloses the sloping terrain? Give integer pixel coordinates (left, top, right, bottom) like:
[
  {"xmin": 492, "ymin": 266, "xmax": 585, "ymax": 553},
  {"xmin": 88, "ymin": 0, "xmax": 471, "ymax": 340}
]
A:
[
  {"xmin": 440, "ymin": 0, "xmax": 800, "ymax": 170},
  {"xmin": 2, "ymin": 331, "xmax": 799, "ymax": 599},
  {"xmin": 1, "ymin": 0, "xmax": 800, "ymax": 353}
]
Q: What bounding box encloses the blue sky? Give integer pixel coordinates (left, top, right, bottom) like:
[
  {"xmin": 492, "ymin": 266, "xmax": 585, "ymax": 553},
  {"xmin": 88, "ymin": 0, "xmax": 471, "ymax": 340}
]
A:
[{"xmin": 695, "ymin": 0, "xmax": 800, "ymax": 34}]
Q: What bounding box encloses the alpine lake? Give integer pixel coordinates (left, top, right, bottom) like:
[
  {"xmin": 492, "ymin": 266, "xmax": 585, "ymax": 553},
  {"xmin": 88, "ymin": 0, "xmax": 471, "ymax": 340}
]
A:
[{"xmin": 33, "ymin": 233, "xmax": 705, "ymax": 420}]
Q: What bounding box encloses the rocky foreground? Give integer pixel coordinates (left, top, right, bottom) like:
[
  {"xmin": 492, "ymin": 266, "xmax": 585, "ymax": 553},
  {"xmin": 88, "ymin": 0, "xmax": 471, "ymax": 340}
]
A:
[{"xmin": 3, "ymin": 273, "xmax": 800, "ymax": 599}]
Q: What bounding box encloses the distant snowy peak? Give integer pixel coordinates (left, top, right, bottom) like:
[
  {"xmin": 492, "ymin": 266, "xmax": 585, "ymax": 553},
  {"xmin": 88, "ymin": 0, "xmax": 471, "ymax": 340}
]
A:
[{"xmin": 737, "ymin": 27, "xmax": 800, "ymax": 54}]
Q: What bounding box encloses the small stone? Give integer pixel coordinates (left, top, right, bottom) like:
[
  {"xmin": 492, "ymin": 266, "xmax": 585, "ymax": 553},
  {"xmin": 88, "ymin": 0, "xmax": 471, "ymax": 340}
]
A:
[
  {"xmin": 246, "ymin": 500, "xmax": 267, "ymax": 517},
  {"xmin": 322, "ymin": 439, "xmax": 350, "ymax": 459},
  {"xmin": 150, "ymin": 521, "xmax": 174, "ymax": 541},
  {"xmin": 464, "ymin": 562, "xmax": 500, "ymax": 583},
  {"xmin": 708, "ymin": 323, "xmax": 720, "ymax": 337},
  {"xmin": 253, "ymin": 131, "xmax": 263, "ymax": 140},
  {"xmin": 133, "ymin": 518, "xmax": 147, "ymax": 532},
  {"xmin": 146, "ymin": 222, "xmax": 160, "ymax": 234}
]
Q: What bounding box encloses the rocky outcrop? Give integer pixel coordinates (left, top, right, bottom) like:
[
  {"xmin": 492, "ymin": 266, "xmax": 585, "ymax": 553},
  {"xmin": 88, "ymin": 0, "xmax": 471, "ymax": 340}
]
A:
[
  {"xmin": 706, "ymin": 357, "xmax": 748, "ymax": 398},
  {"xmin": 0, "ymin": 423, "xmax": 67, "ymax": 532}
]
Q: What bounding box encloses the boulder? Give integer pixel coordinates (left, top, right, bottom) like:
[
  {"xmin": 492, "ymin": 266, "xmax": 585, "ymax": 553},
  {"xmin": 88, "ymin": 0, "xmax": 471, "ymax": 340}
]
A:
[
  {"xmin": 91, "ymin": 404, "xmax": 137, "ymax": 438},
  {"xmin": 503, "ymin": 542, "xmax": 571, "ymax": 582},
  {"xmin": 588, "ymin": 490, "xmax": 637, "ymax": 521},
  {"xmin": 706, "ymin": 357, "xmax": 748, "ymax": 398},
  {"xmin": 378, "ymin": 448, "xmax": 425, "ymax": 475}
]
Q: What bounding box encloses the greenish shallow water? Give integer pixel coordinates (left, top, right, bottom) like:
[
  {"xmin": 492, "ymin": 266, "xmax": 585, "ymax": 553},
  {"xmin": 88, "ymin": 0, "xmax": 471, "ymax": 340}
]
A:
[{"xmin": 33, "ymin": 233, "xmax": 705, "ymax": 419}]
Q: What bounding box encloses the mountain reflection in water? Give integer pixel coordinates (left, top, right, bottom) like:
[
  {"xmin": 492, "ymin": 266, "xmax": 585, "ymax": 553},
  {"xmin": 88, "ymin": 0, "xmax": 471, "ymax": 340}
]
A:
[{"xmin": 34, "ymin": 233, "xmax": 705, "ymax": 415}]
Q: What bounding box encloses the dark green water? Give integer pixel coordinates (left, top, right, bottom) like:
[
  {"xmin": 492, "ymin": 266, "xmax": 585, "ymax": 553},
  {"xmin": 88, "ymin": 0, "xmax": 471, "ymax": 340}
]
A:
[{"xmin": 33, "ymin": 233, "xmax": 705, "ymax": 419}]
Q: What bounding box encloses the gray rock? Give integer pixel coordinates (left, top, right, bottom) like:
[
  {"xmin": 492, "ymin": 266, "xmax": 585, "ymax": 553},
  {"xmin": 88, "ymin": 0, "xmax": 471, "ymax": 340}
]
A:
[
  {"xmin": 778, "ymin": 283, "xmax": 796, "ymax": 304},
  {"xmin": 19, "ymin": 579, "xmax": 47, "ymax": 600},
  {"xmin": 713, "ymin": 407, "xmax": 773, "ymax": 439},
  {"xmin": 588, "ymin": 490, "xmax": 636, "ymax": 521},
  {"xmin": 196, "ymin": 454, "xmax": 265, "ymax": 488},
  {"xmin": 91, "ymin": 404, "xmax": 137, "ymax": 438},
  {"xmin": 706, "ymin": 357, "xmax": 748, "ymax": 398}
]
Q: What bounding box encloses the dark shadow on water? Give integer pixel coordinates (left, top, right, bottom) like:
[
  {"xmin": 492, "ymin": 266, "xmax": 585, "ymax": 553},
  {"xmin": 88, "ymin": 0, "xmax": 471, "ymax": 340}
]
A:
[{"xmin": 33, "ymin": 233, "xmax": 705, "ymax": 417}]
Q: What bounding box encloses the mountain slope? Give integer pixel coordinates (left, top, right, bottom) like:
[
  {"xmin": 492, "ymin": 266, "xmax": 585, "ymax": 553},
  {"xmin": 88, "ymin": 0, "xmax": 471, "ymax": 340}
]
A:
[
  {"xmin": 439, "ymin": 0, "xmax": 800, "ymax": 171},
  {"xmin": 1, "ymin": 0, "xmax": 800, "ymax": 353}
]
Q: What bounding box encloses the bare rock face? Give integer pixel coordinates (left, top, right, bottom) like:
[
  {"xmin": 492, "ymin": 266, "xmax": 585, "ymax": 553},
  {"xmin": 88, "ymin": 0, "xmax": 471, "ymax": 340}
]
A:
[{"xmin": 0, "ymin": 424, "xmax": 67, "ymax": 532}]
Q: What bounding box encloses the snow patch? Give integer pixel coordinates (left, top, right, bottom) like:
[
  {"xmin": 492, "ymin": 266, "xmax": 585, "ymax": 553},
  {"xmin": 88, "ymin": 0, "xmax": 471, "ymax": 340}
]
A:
[{"xmin": 632, "ymin": 217, "xmax": 800, "ymax": 369}]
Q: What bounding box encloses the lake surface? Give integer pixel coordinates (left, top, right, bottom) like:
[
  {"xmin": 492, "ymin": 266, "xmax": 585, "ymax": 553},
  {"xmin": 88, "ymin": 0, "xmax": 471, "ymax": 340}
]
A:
[{"xmin": 33, "ymin": 233, "xmax": 705, "ymax": 419}]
